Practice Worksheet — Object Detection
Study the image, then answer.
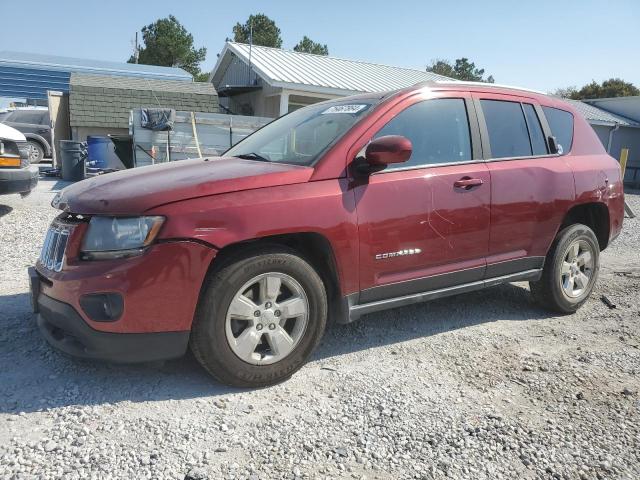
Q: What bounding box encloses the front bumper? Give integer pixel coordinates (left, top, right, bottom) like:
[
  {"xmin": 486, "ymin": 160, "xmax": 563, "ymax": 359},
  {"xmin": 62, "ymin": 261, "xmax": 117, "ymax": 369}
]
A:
[
  {"xmin": 0, "ymin": 165, "xmax": 38, "ymax": 194},
  {"xmin": 34, "ymin": 286, "xmax": 189, "ymax": 363},
  {"xmin": 33, "ymin": 239, "xmax": 216, "ymax": 334},
  {"xmin": 29, "ymin": 219, "xmax": 217, "ymax": 361}
]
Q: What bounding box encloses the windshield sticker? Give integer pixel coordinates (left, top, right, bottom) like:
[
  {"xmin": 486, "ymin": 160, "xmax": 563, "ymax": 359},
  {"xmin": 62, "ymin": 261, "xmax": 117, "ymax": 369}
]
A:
[{"xmin": 321, "ymin": 104, "xmax": 369, "ymax": 115}]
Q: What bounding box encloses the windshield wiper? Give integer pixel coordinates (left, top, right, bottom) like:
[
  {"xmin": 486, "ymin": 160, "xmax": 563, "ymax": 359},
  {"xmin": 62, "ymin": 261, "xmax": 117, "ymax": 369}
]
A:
[{"xmin": 234, "ymin": 152, "xmax": 270, "ymax": 162}]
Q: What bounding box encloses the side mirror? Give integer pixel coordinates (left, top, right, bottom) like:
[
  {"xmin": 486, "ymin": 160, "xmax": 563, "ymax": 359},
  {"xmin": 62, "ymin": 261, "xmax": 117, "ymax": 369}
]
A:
[{"xmin": 355, "ymin": 135, "xmax": 412, "ymax": 174}]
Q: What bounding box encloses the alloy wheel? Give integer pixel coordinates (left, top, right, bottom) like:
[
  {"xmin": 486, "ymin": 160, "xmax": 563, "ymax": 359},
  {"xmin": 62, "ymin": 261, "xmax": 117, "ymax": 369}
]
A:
[
  {"xmin": 560, "ymin": 239, "xmax": 595, "ymax": 298},
  {"xmin": 27, "ymin": 143, "xmax": 40, "ymax": 162},
  {"xmin": 225, "ymin": 272, "xmax": 309, "ymax": 365}
]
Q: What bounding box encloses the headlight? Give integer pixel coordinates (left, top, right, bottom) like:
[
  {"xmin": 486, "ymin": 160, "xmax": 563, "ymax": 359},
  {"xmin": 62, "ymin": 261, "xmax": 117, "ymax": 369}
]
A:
[
  {"xmin": 0, "ymin": 140, "xmax": 25, "ymax": 168},
  {"xmin": 81, "ymin": 216, "xmax": 165, "ymax": 260}
]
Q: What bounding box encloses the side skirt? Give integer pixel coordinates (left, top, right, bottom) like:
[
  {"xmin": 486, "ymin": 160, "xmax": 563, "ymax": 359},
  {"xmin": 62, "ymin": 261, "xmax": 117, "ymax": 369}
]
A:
[{"xmin": 343, "ymin": 269, "xmax": 542, "ymax": 323}]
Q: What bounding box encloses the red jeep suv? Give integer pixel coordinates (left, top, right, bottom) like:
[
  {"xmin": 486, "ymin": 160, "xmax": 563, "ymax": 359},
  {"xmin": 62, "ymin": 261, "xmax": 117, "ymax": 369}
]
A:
[{"xmin": 29, "ymin": 82, "xmax": 624, "ymax": 387}]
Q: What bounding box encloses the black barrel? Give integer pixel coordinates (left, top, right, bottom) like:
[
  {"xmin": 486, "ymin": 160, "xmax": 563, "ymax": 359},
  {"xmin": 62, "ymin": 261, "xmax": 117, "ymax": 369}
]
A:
[{"xmin": 60, "ymin": 140, "xmax": 86, "ymax": 182}]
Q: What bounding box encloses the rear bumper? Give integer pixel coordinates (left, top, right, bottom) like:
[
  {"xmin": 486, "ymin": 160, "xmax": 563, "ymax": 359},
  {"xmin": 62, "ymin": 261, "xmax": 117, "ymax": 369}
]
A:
[
  {"xmin": 35, "ymin": 290, "xmax": 189, "ymax": 363},
  {"xmin": 0, "ymin": 165, "xmax": 38, "ymax": 194}
]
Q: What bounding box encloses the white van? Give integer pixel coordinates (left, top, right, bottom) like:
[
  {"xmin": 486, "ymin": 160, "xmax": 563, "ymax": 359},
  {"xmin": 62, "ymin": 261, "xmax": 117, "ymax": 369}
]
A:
[{"xmin": 0, "ymin": 123, "xmax": 39, "ymax": 195}]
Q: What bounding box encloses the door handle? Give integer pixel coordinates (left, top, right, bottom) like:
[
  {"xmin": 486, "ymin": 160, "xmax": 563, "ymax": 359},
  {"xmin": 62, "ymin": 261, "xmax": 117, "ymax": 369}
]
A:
[{"xmin": 454, "ymin": 177, "xmax": 484, "ymax": 190}]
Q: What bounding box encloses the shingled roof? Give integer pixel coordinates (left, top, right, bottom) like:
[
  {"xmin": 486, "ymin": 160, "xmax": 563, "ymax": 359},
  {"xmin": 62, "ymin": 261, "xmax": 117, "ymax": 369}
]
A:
[{"xmin": 69, "ymin": 73, "xmax": 218, "ymax": 129}]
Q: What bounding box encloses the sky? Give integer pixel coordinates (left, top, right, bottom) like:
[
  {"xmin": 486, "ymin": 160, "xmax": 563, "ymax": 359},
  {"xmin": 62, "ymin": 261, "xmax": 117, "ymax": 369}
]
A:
[{"xmin": 1, "ymin": 0, "xmax": 639, "ymax": 97}]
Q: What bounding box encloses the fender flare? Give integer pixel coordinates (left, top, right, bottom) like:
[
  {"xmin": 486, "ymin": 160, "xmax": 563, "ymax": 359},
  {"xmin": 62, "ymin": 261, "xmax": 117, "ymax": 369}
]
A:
[{"xmin": 24, "ymin": 133, "xmax": 51, "ymax": 156}]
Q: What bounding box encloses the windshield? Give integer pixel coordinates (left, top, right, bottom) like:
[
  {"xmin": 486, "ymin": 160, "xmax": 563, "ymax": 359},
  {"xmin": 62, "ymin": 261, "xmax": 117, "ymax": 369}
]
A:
[{"xmin": 225, "ymin": 99, "xmax": 378, "ymax": 166}]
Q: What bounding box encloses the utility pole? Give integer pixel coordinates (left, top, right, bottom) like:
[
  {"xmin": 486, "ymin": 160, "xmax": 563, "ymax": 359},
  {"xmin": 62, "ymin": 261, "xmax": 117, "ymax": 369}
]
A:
[
  {"xmin": 248, "ymin": 20, "xmax": 253, "ymax": 69},
  {"xmin": 134, "ymin": 31, "xmax": 139, "ymax": 63}
]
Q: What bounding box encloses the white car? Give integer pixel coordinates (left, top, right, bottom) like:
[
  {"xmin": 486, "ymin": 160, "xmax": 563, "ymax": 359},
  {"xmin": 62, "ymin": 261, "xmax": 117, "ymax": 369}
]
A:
[{"xmin": 0, "ymin": 123, "xmax": 39, "ymax": 195}]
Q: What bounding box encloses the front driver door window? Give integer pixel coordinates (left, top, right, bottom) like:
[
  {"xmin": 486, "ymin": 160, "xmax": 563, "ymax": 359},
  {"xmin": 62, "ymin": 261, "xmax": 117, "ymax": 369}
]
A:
[{"xmin": 375, "ymin": 98, "xmax": 472, "ymax": 168}]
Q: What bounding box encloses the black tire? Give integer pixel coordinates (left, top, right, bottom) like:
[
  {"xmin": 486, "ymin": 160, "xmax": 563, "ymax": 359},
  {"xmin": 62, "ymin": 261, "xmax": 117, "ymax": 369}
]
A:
[
  {"xmin": 530, "ymin": 224, "xmax": 600, "ymax": 313},
  {"xmin": 190, "ymin": 246, "xmax": 327, "ymax": 387},
  {"xmin": 26, "ymin": 140, "xmax": 44, "ymax": 164}
]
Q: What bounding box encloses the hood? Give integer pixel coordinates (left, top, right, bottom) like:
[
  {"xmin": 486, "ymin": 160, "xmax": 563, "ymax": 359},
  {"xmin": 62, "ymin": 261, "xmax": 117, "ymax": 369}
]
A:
[
  {"xmin": 0, "ymin": 123, "xmax": 26, "ymax": 142},
  {"xmin": 54, "ymin": 157, "xmax": 313, "ymax": 215}
]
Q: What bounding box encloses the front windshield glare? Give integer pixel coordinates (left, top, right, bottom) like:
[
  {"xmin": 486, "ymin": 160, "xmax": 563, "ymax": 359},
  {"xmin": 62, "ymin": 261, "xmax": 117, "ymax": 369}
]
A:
[{"xmin": 225, "ymin": 102, "xmax": 374, "ymax": 166}]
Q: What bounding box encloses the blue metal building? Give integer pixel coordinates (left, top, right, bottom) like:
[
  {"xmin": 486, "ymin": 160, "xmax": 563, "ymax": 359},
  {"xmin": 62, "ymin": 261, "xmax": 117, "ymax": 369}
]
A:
[{"xmin": 0, "ymin": 51, "xmax": 192, "ymax": 101}]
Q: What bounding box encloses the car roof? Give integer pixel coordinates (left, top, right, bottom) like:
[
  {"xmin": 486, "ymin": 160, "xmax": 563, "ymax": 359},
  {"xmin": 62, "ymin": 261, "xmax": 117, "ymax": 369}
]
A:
[
  {"xmin": 428, "ymin": 80, "xmax": 546, "ymax": 96},
  {"xmin": 11, "ymin": 106, "xmax": 48, "ymax": 111},
  {"xmin": 395, "ymin": 80, "xmax": 548, "ymax": 99},
  {"xmin": 390, "ymin": 80, "xmax": 578, "ymax": 114}
]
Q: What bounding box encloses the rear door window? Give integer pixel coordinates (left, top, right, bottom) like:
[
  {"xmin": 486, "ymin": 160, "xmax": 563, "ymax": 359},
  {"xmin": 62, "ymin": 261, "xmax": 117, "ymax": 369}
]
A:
[
  {"xmin": 374, "ymin": 98, "xmax": 472, "ymax": 169},
  {"xmin": 542, "ymin": 106, "xmax": 574, "ymax": 154},
  {"xmin": 522, "ymin": 104, "xmax": 548, "ymax": 156},
  {"xmin": 480, "ymin": 99, "xmax": 532, "ymax": 158}
]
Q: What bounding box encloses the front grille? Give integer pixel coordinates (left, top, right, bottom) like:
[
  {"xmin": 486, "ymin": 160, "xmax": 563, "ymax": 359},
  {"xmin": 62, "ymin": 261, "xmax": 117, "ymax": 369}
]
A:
[{"xmin": 39, "ymin": 225, "xmax": 73, "ymax": 272}]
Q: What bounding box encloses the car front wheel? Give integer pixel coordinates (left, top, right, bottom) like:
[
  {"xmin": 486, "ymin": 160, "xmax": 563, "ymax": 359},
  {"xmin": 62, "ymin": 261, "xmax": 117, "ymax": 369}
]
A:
[{"xmin": 190, "ymin": 247, "xmax": 327, "ymax": 387}]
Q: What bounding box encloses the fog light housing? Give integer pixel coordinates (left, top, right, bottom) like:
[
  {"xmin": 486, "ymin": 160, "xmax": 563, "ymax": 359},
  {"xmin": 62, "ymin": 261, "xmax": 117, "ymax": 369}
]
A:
[{"xmin": 80, "ymin": 293, "xmax": 124, "ymax": 322}]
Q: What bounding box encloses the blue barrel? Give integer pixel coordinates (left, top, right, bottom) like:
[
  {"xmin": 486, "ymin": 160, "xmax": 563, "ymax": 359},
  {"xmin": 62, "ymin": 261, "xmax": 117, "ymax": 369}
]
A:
[{"xmin": 86, "ymin": 136, "xmax": 111, "ymax": 169}]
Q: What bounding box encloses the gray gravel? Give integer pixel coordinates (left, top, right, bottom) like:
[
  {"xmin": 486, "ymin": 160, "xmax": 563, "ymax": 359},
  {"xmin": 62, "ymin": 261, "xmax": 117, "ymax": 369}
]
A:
[{"xmin": 1, "ymin": 179, "xmax": 639, "ymax": 480}]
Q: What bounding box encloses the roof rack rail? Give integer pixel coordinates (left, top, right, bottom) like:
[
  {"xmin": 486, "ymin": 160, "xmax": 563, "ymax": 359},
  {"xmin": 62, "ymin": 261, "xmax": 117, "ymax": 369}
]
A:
[{"xmin": 431, "ymin": 80, "xmax": 547, "ymax": 95}]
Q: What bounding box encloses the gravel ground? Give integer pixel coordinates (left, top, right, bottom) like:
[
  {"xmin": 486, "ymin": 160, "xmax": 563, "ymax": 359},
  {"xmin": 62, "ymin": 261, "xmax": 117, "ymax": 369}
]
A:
[{"xmin": 1, "ymin": 179, "xmax": 639, "ymax": 480}]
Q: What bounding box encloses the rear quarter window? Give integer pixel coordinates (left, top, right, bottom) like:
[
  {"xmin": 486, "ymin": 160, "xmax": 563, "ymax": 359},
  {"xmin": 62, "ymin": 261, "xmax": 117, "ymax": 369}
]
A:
[{"xmin": 542, "ymin": 106, "xmax": 574, "ymax": 155}]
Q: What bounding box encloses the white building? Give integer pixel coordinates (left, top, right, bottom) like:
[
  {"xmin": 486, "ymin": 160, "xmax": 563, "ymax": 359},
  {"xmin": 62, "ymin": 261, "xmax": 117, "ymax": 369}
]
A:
[{"xmin": 209, "ymin": 42, "xmax": 449, "ymax": 118}]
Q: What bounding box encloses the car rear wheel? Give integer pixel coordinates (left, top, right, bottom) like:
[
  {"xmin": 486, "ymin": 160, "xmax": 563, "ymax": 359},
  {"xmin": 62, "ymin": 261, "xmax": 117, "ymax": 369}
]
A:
[
  {"xmin": 26, "ymin": 140, "xmax": 44, "ymax": 164},
  {"xmin": 190, "ymin": 247, "xmax": 327, "ymax": 387},
  {"xmin": 530, "ymin": 224, "xmax": 600, "ymax": 313}
]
